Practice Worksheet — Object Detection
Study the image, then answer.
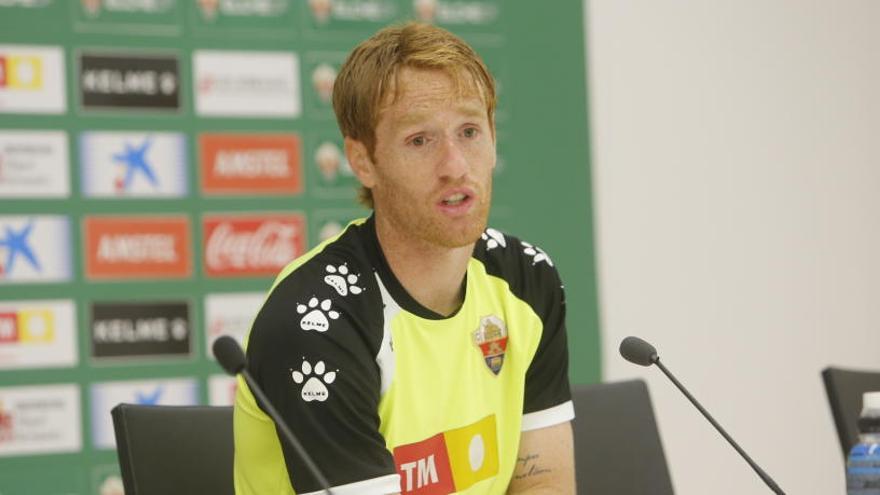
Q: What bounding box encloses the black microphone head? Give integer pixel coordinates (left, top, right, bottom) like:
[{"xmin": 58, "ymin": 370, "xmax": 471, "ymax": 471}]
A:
[
  {"xmin": 619, "ymin": 336, "xmax": 659, "ymax": 366},
  {"xmin": 213, "ymin": 335, "xmax": 247, "ymax": 376}
]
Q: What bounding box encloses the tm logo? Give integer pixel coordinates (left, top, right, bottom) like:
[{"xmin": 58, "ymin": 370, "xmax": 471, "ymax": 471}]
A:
[
  {"xmin": 113, "ymin": 137, "xmax": 158, "ymax": 193},
  {"xmin": 0, "ymin": 220, "xmax": 40, "ymax": 277}
]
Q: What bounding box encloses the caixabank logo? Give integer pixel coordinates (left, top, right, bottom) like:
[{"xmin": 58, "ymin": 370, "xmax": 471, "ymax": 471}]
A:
[
  {"xmin": 90, "ymin": 300, "xmax": 191, "ymax": 360},
  {"xmin": 78, "ymin": 50, "xmax": 180, "ymax": 111},
  {"xmin": 83, "ymin": 215, "xmax": 191, "ymax": 280},
  {"xmin": 199, "ymin": 133, "xmax": 301, "ymax": 196},
  {"xmin": 79, "ymin": 131, "xmax": 188, "ymax": 198},
  {"xmin": 0, "ymin": 215, "xmax": 72, "ymax": 284},
  {"xmin": 0, "ymin": 299, "xmax": 77, "ymax": 370},
  {"xmin": 90, "ymin": 378, "xmax": 197, "ymax": 449},
  {"xmin": 0, "ymin": 44, "xmax": 65, "ymax": 114},
  {"xmin": 202, "ymin": 213, "xmax": 306, "ymax": 277}
]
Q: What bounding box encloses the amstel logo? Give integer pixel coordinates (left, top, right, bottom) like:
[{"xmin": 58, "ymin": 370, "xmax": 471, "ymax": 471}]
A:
[
  {"xmin": 199, "ymin": 133, "xmax": 302, "ymax": 195},
  {"xmin": 84, "ymin": 215, "xmax": 191, "ymax": 280}
]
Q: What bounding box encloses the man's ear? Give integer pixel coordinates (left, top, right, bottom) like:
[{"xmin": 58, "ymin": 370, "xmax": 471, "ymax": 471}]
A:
[{"xmin": 344, "ymin": 137, "xmax": 377, "ymax": 188}]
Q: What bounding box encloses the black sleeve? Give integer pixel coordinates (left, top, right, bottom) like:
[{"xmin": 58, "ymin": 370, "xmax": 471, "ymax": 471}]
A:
[
  {"xmin": 246, "ymin": 256, "xmax": 395, "ymax": 493},
  {"xmin": 520, "ymin": 248, "xmax": 572, "ymax": 415}
]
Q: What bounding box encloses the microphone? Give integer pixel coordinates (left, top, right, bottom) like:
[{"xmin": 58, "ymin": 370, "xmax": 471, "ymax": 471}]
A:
[
  {"xmin": 213, "ymin": 336, "xmax": 336, "ymax": 495},
  {"xmin": 619, "ymin": 336, "xmax": 786, "ymax": 495}
]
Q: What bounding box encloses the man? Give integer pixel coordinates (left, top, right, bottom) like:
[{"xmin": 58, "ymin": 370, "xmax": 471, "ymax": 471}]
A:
[{"xmin": 234, "ymin": 22, "xmax": 575, "ymax": 495}]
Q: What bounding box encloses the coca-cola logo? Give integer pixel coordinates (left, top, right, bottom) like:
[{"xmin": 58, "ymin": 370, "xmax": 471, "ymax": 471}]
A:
[
  {"xmin": 203, "ymin": 215, "xmax": 305, "ymax": 277},
  {"xmin": 206, "ymin": 221, "xmax": 294, "ymax": 269}
]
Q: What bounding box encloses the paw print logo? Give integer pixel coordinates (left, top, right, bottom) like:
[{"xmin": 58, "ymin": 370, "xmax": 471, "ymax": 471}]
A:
[
  {"xmin": 297, "ymin": 297, "xmax": 340, "ymax": 332},
  {"xmin": 324, "ymin": 264, "xmax": 363, "ymax": 296},
  {"xmin": 522, "ymin": 242, "xmax": 554, "ymax": 266},
  {"xmin": 481, "ymin": 228, "xmax": 507, "ymax": 250},
  {"xmin": 291, "ymin": 360, "xmax": 337, "ymax": 402}
]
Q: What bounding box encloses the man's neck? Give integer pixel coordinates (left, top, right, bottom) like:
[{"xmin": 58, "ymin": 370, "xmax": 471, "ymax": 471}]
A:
[{"xmin": 374, "ymin": 215, "xmax": 473, "ymax": 317}]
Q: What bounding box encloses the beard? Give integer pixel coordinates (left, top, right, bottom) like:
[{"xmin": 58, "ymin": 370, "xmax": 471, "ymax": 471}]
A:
[{"xmin": 373, "ymin": 177, "xmax": 492, "ymax": 249}]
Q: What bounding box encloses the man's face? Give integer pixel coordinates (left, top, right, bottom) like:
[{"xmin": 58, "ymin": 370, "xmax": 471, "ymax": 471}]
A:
[{"xmin": 358, "ymin": 67, "xmax": 496, "ymax": 249}]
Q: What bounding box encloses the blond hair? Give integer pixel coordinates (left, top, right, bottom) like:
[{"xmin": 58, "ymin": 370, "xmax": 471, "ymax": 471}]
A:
[{"xmin": 332, "ymin": 22, "xmax": 497, "ymax": 208}]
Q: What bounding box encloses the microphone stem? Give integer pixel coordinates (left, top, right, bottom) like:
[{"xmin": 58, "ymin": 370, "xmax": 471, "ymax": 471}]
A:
[
  {"xmin": 654, "ymin": 359, "xmax": 785, "ymax": 495},
  {"xmin": 242, "ymin": 370, "xmax": 336, "ymax": 495}
]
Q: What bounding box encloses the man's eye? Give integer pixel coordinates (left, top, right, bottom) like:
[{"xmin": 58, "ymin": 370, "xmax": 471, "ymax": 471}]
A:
[
  {"xmin": 411, "ymin": 136, "xmax": 426, "ymax": 146},
  {"xmin": 463, "ymin": 127, "xmax": 478, "ymax": 138}
]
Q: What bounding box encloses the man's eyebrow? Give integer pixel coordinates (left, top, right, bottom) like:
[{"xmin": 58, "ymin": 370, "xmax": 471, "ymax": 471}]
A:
[
  {"xmin": 458, "ymin": 105, "xmax": 487, "ymax": 119},
  {"xmin": 392, "ymin": 111, "xmax": 432, "ymax": 128},
  {"xmin": 391, "ymin": 104, "xmax": 486, "ymax": 128}
]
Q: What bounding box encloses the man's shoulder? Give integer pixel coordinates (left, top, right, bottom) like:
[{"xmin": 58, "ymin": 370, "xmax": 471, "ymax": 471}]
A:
[
  {"xmin": 473, "ymin": 227, "xmax": 559, "ymax": 281},
  {"xmin": 471, "ymin": 227, "xmax": 564, "ymax": 321},
  {"xmin": 247, "ymin": 218, "xmax": 385, "ymax": 358},
  {"xmin": 271, "ymin": 218, "xmax": 373, "ymax": 289}
]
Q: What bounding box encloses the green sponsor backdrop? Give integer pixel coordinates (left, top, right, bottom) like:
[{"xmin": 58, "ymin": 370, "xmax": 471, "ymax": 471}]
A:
[{"xmin": 0, "ymin": 1, "xmax": 598, "ymax": 493}]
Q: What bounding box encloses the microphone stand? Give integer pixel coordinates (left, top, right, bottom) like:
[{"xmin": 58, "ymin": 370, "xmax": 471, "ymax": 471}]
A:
[
  {"xmin": 654, "ymin": 359, "xmax": 785, "ymax": 495},
  {"xmin": 241, "ymin": 369, "xmax": 336, "ymax": 495}
]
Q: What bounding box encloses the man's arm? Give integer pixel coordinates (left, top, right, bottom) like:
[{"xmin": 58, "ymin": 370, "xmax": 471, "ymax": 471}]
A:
[{"xmin": 507, "ymin": 421, "xmax": 575, "ymax": 494}]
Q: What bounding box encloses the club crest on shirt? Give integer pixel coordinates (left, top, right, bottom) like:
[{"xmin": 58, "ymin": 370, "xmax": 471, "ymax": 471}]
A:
[{"xmin": 473, "ymin": 315, "xmax": 508, "ymax": 376}]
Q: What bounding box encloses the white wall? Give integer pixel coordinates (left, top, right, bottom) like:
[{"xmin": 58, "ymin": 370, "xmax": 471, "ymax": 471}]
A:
[{"xmin": 585, "ymin": 1, "xmax": 880, "ymax": 494}]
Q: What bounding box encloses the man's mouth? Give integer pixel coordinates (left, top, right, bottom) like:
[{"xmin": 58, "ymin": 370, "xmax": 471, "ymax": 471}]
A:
[{"xmin": 442, "ymin": 192, "xmax": 469, "ymax": 206}]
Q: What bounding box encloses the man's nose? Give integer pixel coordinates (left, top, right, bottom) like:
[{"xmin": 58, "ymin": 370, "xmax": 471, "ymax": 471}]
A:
[{"xmin": 438, "ymin": 136, "xmax": 468, "ymax": 179}]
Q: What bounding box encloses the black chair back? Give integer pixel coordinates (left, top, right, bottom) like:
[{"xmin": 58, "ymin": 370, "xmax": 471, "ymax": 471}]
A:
[
  {"xmin": 822, "ymin": 366, "xmax": 880, "ymax": 458},
  {"xmin": 572, "ymin": 379, "xmax": 675, "ymax": 495},
  {"xmin": 112, "ymin": 403, "xmax": 234, "ymax": 495}
]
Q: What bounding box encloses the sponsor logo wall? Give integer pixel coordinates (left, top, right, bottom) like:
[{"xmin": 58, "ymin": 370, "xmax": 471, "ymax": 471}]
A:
[
  {"xmin": 90, "ymin": 300, "xmax": 191, "ymax": 360},
  {"xmin": 0, "ymin": 2, "xmax": 513, "ymax": 493},
  {"xmin": 79, "ymin": 131, "xmax": 188, "ymax": 198},
  {"xmin": 0, "ymin": 215, "xmax": 72, "ymax": 283},
  {"xmin": 208, "ymin": 374, "xmax": 238, "ymax": 406},
  {"xmin": 193, "ymin": 50, "xmax": 300, "ymax": 118},
  {"xmin": 0, "ymin": 130, "xmax": 70, "ymax": 198},
  {"xmin": 90, "ymin": 378, "xmax": 198, "ymax": 449},
  {"xmin": 203, "ymin": 213, "xmax": 306, "ymax": 277},
  {"xmin": 84, "ymin": 215, "xmax": 192, "ymax": 279},
  {"xmin": 0, "ymin": 44, "xmax": 66, "ymax": 114},
  {"xmin": 204, "ymin": 291, "xmax": 264, "ymax": 352},
  {"xmin": 199, "ymin": 132, "xmax": 301, "ymax": 195},
  {"xmin": 73, "ymin": 0, "xmax": 182, "ymax": 35},
  {"xmin": 0, "ymin": 384, "xmax": 82, "ymax": 457},
  {"xmin": 78, "ymin": 51, "xmax": 180, "ymax": 111},
  {"xmin": 0, "ymin": 299, "xmax": 77, "ymax": 369}
]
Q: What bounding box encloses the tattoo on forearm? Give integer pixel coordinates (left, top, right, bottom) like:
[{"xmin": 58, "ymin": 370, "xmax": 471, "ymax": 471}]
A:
[{"xmin": 514, "ymin": 453, "xmax": 552, "ymax": 480}]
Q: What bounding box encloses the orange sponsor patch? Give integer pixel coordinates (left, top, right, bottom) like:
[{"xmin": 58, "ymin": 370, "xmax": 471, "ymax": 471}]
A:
[
  {"xmin": 84, "ymin": 216, "xmax": 192, "ymax": 280},
  {"xmin": 199, "ymin": 133, "xmax": 302, "ymax": 195}
]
